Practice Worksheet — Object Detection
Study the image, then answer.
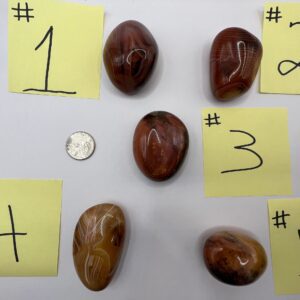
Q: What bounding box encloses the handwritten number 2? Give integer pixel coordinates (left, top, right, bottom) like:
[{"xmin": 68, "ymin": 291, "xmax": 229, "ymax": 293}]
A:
[{"xmin": 221, "ymin": 130, "xmax": 264, "ymax": 174}]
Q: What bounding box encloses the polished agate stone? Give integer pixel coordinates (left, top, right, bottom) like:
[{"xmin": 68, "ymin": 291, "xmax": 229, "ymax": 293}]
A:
[
  {"xmin": 104, "ymin": 20, "xmax": 158, "ymax": 94},
  {"xmin": 210, "ymin": 27, "xmax": 263, "ymax": 101},
  {"xmin": 203, "ymin": 230, "xmax": 267, "ymax": 285},
  {"xmin": 133, "ymin": 111, "xmax": 189, "ymax": 181},
  {"xmin": 73, "ymin": 204, "xmax": 126, "ymax": 291}
]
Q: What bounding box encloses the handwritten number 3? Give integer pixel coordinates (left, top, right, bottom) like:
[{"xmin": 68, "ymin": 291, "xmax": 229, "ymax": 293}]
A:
[{"xmin": 221, "ymin": 130, "xmax": 264, "ymax": 174}]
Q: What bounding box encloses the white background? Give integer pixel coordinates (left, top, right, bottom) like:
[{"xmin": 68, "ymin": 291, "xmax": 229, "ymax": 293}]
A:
[{"xmin": 0, "ymin": 0, "xmax": 299, "ymax": 299}]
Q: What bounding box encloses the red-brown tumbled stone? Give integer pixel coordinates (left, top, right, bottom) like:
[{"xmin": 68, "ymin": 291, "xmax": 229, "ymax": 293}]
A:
[
  {"xmin": 73, "ymin": 204, "xmax": 126, "ymax": 291},
  {"xmin": 133, "ymin": 111, "xmax": 189, "ymax": 181},
  {"xmin": 203, "ymin": 230, "xmax": 267, "ymax": 286},
  {"xmin": 104, "ymin": 20, "xmax": 158, "ymax": 94},
  {"xmin": 210, "ymin": 27, "xmax": 263, "ymax": 101}
]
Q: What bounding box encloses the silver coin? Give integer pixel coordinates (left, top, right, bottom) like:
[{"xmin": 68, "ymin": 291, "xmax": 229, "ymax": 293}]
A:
[{"xmin": 66, "ymin": 131, "xmax": 96, "ymax": 161}]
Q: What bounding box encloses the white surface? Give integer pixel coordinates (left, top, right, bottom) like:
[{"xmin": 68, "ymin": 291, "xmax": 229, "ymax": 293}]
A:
[{"xmin": 0, "ymin": 0, "xmax": 299, "ymax": 299}]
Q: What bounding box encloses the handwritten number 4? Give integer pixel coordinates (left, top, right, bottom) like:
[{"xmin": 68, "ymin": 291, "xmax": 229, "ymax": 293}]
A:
[{"xmin": 221, "ymin": 130, "xmax": 264, "ymax": 174}]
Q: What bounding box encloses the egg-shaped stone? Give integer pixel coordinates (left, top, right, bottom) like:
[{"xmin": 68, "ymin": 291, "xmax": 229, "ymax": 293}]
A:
[
  {"xmin": 133, "ymin": 111, "xmax": 189, "ymax": 181},
  {"xmin": 210, "ymin": 27, "xmax": 263, "ymax": 101},
  {"xmin": 104, "ymin": 20, "xmax": 158, "ymax": 94},
  {"xmin": 203, "ymin": 230, "xmax": 267, "ymax": 286},
  {"xmin": 73, "ymin": 204, "xmax": 126, "ymax": 291}
]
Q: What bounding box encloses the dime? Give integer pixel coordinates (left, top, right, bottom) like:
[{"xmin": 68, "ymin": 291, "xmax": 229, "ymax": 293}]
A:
[{"xmin": 66, "ymin": 132, "xmax": 96, "ymax": 160}]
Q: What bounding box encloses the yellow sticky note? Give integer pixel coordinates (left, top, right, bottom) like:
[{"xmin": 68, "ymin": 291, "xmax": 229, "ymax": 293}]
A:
[
  {"xmin": 0, "ymin": 180, "xmax": 62, "ymax": 276},
  {"xmin": 268, "ymin": 198, "xmax": 300, "ymax": 295},
  {"xmin": 8, "ymin": 0, "xmax": 104, "ymax": 99},
  {"xmin": 202, "ymin": 108, "xmax": 292, "ymax": 197},
  {"xmin": 261, "ymin": 3, "xmax": 300, "ymax": 94}
]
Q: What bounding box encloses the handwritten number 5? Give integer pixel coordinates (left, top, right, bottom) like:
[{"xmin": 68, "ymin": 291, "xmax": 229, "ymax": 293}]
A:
[{"xmin": 221, "ymin": 130, "xmax": 264, "ymax": 174}]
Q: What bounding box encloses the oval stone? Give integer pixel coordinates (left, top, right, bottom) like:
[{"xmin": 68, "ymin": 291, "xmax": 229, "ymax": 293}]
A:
[
  {"xmin": 73, "ymin": 204, "xmax": 126, "ymax": 291},
  {"xmin": 203, "ymin": 230, "xmax": 267, "ymax": 286},
  {"xmin": 104, "ymin": 20, "xmax": 158, "ymax": 94},
  {"xmin": 133, "ymin": 111, "xmax": 189, "ymax": 181},
  {"xmin": 210, "ymin": 27, "xmax": 263, "ymax": 101}
]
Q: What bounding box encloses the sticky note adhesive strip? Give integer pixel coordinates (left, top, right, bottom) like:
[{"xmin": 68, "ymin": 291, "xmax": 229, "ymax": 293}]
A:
[
  {"xmin": 202, "ymin": 108, "xmax": 292, "ymax": 197},
  {"xmin": 261, "ymin": 2, "xmax": 300, "ymax": 95},
  {"xmin": 0, "ymin": 180, "xmax": 62, "ymax": 276},
  {"xmin": 9, "ymin": 0, "xmax": 104, "ymax": 99},
  {"xmin": 268, "ymin": 199, "xmax": 300, "ymax": 295}
]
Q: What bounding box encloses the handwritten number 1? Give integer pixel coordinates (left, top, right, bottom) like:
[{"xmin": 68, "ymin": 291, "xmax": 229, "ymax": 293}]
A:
[
  {"xmin": 23, "ymin": 26, "xmax": 76, "ymax": 95},
  {"xmin": 36, "ymin": 26, "xmax": 53, "ymax": 91},
  {"xmin": 221, "ymin": 130, "xmax": 264, "ymax": 174}
]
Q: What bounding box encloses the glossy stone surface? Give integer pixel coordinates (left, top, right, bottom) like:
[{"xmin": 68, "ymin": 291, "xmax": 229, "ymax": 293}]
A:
[
  {"xmin": 133, "ymin": 111, "xmax": 189, "ymax": 181},
  {"xmin": 210, "ymin": 27, "xmax": 263, "ymax": 101},
  {"xmin": 104, "ymin": 20, "xmax": 158, "ymax": 94},
  {"xmin": 203, "ymin": 230, "xmax": 267, "ymax": 286},
  {"xmin": 73, "ymin": 204, "xmax": 125, "ymax": 291}
]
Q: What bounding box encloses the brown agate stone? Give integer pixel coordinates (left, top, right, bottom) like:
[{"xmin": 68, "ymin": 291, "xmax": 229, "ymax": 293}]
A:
[
  {"xmin": 203, "ymin": 230, "xmax": 267, "ymax": 286},
  {"xmin": 133, "ymin": 111, "xmax": 189, "ymax": 181},
  {"xmin": 73, "ymin": 204, "xmax": 126, "ymax": 291},
  {"xmin": 104, "ymin": 20, "xmax": 158, "ymax": 94},
  {"xmin": 210, "ymin": 27, "xmax": 263, "ymax": 101}
]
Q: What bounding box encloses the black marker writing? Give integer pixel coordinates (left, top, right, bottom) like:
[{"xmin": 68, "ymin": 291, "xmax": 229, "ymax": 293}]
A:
[
  {"xmin": 272, "ymin": 210, "xmax": 290, "ymax": 229},
  {"xmin": 266, "ymin": 6, "xmax": 282, "ymax": 23},
  {"xmin": 290, "ymin": 22, "xmax": 300, "ymax": 28},
  {"xmin": 278, "ymin": 59, "xmax": 300, "ymax": 76},
  {"xmin": 205, "ymin": 113, "xmax": 221, "ymax": 127},
  {"xmin": 11, "ymin": 2, "xmax": 34, "ymax": 23},
  {"xmin": 0, "ymin": 205, "xmax": 27, "ymax": 262},
  {"xmin": 221, "ymin": 130, "xmax": 263, "ymax": 174},
  {"xmin": 23, "ymin": 26, "xmax": 77, "ymax": 95}
]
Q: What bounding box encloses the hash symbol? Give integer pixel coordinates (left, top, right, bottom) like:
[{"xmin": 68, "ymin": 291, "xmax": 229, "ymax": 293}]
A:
[
  {"xmin": 205, "ymin": 113, "xmax": 221, "ymax": 127},
  {"xmin": 11, "ymin": 2, "xmax": 34, "ymax": 23},
  {"xmin": 266, "ymin": 6, "xmax": 282, "ymax": 23},
  {"xmin": 272, "ymin": 210, "xmax": 290, "ymax": 229}
]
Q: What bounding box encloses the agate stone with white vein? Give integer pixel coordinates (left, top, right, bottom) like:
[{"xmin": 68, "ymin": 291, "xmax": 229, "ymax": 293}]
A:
[{"xmin": 73, "ymin": 204, "xmax": 126, "ymax": 291}]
